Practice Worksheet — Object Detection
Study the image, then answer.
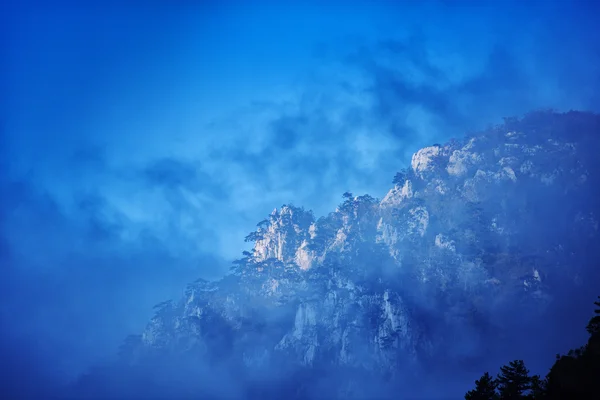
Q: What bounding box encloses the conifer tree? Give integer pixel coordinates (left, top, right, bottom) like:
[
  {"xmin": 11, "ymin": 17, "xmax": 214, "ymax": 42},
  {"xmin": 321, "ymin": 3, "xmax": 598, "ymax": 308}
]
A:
[
  {"xmin": 496, "ymin": 360, "xmax": 531, "ymax": 399},
  {"xmin": 465, "ymin": 372, "xmax": 498, "ymax": 400},
  {"xmin": 528, "ymin": 375, "xmax": 546, "ymax": 399},
  {"xmin": 585, "ymin": 296, "xmax": 600, "ymax": 337},
  {"xmin": 467, "ymin": 295, "xmax": 600, "ymax": 400},
  {"xmin": 392, "ymin": 169, "xmax": 409, "ymax": 185}
]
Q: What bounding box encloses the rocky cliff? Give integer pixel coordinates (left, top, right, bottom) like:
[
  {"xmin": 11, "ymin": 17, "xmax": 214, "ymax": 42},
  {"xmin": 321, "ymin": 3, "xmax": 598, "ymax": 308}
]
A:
[{"xmin": 75, "ymin": 111, "xmax": 600, "ymax": 399}]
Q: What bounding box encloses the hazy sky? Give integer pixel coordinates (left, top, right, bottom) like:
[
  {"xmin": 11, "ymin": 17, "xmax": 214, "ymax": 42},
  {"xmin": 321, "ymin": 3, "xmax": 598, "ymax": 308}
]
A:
[{"xmin": 2, "ymin": 0, "xmax": 600, "ymax": 385}]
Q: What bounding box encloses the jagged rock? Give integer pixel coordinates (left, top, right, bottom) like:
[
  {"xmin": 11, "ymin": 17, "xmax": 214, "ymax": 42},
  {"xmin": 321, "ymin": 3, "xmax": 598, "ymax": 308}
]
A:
[
  {"xmin": 251, "ymin": 205, "xmax": 314, "ymax": 264},
  {"xmin": 90, "ymin": 111, "xmax": 600, "ymax": 399}
]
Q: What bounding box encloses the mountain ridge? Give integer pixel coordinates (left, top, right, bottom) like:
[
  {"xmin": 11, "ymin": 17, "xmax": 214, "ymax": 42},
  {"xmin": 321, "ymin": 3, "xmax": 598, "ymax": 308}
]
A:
[{"xmin": 72, "ymin": 110, "xmax": 600, "ymax": 399}]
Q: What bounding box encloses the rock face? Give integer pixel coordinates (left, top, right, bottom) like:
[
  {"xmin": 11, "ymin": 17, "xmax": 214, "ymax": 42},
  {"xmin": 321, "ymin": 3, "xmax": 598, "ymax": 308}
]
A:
[{"xmin": 95, "ymin": 111, "xmax": 600, "ymax": 399}]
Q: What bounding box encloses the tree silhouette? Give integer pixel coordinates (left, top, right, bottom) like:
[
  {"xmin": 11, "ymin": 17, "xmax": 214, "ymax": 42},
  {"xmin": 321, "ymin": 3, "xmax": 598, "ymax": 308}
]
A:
[
  {"xmin": 497, "ymin": 360, "xmax": 531, "ymax": 399},
  {"xmin": 465, "ymin": 295, "xmax": 600, "ymax": 399},
  {"xmin": 392, "ymin": 169, "xmax": 409, "ymax": 185},
  {"xmin": 465, "ymin": 372, "xmax": 498, "ymax": 400},
  {"xmin": 585, "ymin": 296, "xmax": 600, "ymax": 337},
  {"xmin": 528, "ymin": 375, "xmax": 547, "ymax": 399}
]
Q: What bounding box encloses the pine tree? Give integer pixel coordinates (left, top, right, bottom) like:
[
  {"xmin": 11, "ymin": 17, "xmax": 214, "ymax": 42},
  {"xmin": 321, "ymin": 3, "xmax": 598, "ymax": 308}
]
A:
[
  {"xmin": 392, "ymin": 168, "xmax": 409, "ymax": 185},
  {"xmin": 497, "ymin": 360, "xmax": 531, "ymax": 399},
  {"xmin": 465, "ymin": 372, "xmax": 498, "ymax": 400},
  {"xmin": 585, "ymin": 296, "xmax": 600, "ymax": 337},
  {"xmin": 528, "ymin": 375, "xmax": 546, "ymax": 399},
  {"xmin": 468, "ymin": 295, "xmax": 600, "ymax": 400}
]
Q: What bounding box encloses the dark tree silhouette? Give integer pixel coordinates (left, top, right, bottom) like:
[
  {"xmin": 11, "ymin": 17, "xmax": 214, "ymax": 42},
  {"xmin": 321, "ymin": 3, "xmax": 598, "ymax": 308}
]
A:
[
  {"xmin": 585, "ymin": 296, "xmax": 600, "ymax": 336},
  {"xmin": 544, "ymin": 295, "xmax": 600, "ymax": 399},
  {"xmin": 528, "ymin": 375, "xmax": 547, "ymax": 399},
  {"xmin": 497, "ymin": 360, "xmax": 532, "ymax": 399},
  {"xmin": 465, "ymin": 372, "xmax": 498, "ymax": 400},
  {"xmin": 392, "ymin": 170, "xmax": 408, "ymax": 186},
  {"xmin": 466, "ymin": 295, "xmax": 600, "ymax": 399}
]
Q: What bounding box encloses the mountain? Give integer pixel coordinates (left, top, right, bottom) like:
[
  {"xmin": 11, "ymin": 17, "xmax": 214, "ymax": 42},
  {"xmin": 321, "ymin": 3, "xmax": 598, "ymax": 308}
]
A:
[{"xmin": 70, "ymin": 111, "xmax": 600, "ymax": 399}]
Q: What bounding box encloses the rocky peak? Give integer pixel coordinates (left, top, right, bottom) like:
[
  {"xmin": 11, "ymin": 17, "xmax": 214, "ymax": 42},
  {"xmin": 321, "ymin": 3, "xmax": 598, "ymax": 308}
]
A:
[
  {"xmin": 97, "ymin": 111, "xmax": 600, "ymax": 400},
  {"xmin": 247, "ymin": 205, "xmax": 315, "ymax": 264},
  {"xmin": 411, "ymin": 144, "xmax": 451, "ymax": 179}
]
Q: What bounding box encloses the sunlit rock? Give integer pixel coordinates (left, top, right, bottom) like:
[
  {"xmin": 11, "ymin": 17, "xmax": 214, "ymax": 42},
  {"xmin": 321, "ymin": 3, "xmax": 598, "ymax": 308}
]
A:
[{"xmin": 103, "ymin": 111, "xmax": 600, "ymax": 399}]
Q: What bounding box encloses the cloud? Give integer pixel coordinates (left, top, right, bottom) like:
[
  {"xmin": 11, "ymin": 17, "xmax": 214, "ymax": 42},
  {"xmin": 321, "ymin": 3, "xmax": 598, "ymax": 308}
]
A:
[
  {"xmin": 198, "ymin": 0, "xmax": 600, "ymax": 226},
  {"xmin": 343, "ymin": 5, "xmax": 600, "ymax": 145},
  {"xmin": 2, "ymin": 0, "xmax": 600, "ymax": 395},
  {"xmin": 143, "ymin": 158, "xmax": 207, "ymax": 191},
  {"xmin": 0, "ymin": 129, "xmax": 229, "ymax": 394}
]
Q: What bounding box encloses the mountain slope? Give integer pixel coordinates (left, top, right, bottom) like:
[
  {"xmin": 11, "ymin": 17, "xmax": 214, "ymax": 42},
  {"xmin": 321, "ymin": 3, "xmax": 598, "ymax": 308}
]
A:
[{"xmin": 73, "ymin": 111, "xmax": 600, "ymax": 399}]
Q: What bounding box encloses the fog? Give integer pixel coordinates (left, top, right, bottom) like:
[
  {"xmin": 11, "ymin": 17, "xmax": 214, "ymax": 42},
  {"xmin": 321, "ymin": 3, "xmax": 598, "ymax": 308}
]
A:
[{"xmin": 2, "ymin": 0, "xmax": 600, "ymax": 398}]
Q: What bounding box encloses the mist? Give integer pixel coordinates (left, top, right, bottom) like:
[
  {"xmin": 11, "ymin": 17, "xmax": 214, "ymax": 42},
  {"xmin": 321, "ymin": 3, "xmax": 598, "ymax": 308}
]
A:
[{"xmin": 2, "ymin": 0, "xmax": 600, "ymax": 398}]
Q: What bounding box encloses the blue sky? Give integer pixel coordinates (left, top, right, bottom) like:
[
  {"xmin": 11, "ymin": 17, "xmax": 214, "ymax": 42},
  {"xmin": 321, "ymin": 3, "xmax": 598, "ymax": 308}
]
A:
[{"xmin": 2, "ymin": 0, "xmax": 600, "ymax": 385}]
